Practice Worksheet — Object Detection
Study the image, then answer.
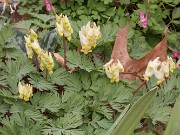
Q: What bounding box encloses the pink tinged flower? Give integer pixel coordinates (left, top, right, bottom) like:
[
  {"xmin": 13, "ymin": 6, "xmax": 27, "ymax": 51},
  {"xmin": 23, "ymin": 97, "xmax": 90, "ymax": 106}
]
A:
[
  {"xmin": 139, "ymin": 10, "xmax": 148, "ymax": 28},
  {"xmin": 45, "ymin": 0, "xmax": 52, "ymax": 12},
  {"xmin": 172, "ymin": 51, "xmax": 180, "ymax": 59}
]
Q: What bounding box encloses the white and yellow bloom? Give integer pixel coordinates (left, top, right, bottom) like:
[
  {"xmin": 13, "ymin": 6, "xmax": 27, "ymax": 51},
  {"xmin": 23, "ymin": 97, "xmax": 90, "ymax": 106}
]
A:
[
  {"xmin": 18, "ymin": 82, "xmax": 33, "ymax": 102},
  {"xmin": 143, "ymin": 57, "xmax": 161, "ymax": 81},
  {"xmin": 55, "ymin": 14, "xmax": 73, "ymax": 41},
  {"xmin": 167, "ymin": 56, "xmax": 176, "ymax": 72},
  {"xmin": 39, "ymin": 51, "xmax": 54, "ymax": 75},
  {"xmin": 24, "ymin": 35, "xmax": 33, "ymax": 59},
  {"xmin": 31, "ymin": 39, "xmax": 41, "ymax": 54},
  {"xmin": 154, "ymin": 67, "xmax": 165, "ymax": 85},
  {"xmin": 79, "ymin": 22, "xmax": 101, "ymax": 54},
  {"xmin": 161, "ymin": 61, "xmax": 169, "ymax": 78},
  {"xmin": 103, "ymin": 59, "xmax": 124, "ymax": 83}
]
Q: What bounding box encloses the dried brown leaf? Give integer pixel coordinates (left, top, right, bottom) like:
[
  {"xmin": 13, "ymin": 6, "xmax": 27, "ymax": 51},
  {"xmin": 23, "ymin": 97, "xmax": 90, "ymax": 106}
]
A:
[{"xmin": 111, "ymin": 23, "xmax": 168, "ymax": 79}]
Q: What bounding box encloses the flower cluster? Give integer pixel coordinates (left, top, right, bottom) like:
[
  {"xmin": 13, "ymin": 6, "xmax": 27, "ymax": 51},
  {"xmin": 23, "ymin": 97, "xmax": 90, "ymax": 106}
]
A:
[
  {"xmin": 79, "ymin": 22, "xmax": 101, "ymax": 54},
  {"xmin": 38, "ymin": 51, "xmax": 54, "ymax": 75},
  {"xmin": 18, "ymin": 82, "xmax": 33, "ymax": 101},
  {"xmin": 24, "ymin": 29, "xmax": 54, "ymax": 74},
  {"xmin": 1, "ymin": 0, "xmax": 16, "ymax": 15},
  {"xmin": 103, "ymin": 59, "xmax": 124, "ymax": 83},
  {"xmin": 56, "ymin": 14, "xmax": 73, "ymax": 41},
  {"xmin": 143, "ymin": 57, "xmax": 176, "ymax": 85},
  {"xmin": 24, "ymin": 29, "xmax": 41, "ymax": 59},
  {"xmin": 139, "ymin": 10, "xmax": 148, "ymax": 28}
]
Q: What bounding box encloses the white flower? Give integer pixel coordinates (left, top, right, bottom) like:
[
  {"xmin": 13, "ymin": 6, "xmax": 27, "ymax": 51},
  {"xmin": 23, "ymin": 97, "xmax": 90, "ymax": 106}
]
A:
[
  {"xmin": 103, "ymin": 59, "xmax": 124, "ymax": 83},
  {"xmin": 18, "ymin": 82, "xmax": 33, "ymax": 101},
  {"xmin": 143, "ymin": 57, "xmax": 161, "ymax": 81},
  {"xmin": 55, "ymin": 14, "xmax": 73, "ymax": 41},
  {"xmin": 161, "ymin": 61, "xmax": 169, "ymax": 77},
  {"xmin": 167, "ymin": 56, "xmax": 176, "ymax": 72},
  {"xmin": 79, "ymin": 22, "xmax": 101, "ymax": 54},
  {"xmin": 154, "ymin": 67, "xmax": 165, "ymax": 85}
]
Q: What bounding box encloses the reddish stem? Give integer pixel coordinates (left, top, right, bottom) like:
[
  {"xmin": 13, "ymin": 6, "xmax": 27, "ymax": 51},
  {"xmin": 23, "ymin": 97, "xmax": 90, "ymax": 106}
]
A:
[
  {"xmin": 132, "ymin": 80, "xmax": 147, "ymax": 95},
  {"xmin": 62, "ymin": 35, "xmax": 67, "ymax": 68}
]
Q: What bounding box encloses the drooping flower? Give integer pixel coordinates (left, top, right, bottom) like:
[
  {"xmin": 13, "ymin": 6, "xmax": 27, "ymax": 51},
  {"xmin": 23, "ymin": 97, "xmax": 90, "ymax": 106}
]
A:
[
  {"xmin": 172, "ymin": 51, "xmax": 180, "ymax": 59},
  {"xmin": 143, "ymin": 57, "xmax": 161, "ymax": 81},
  {"xmin": 79, "ymin": 22, "xmax": 101, "ymax": 54},
  {"xmin": 24, "ymin": 29, "xmax": 41, "ymax": 58},
  {"xmin": 55, "ymin": 14, "xmax": 73, "ymax": 41},
  {"xmin": 45, "ymin": 0, "xmax": 52, "ymax": 12},
  {"xmin": 153, "ymin": 67, "xmax": 165, "ymax": 85},
  {"xmin": 38, "ymin": 50, "xmax": 54, "ymax": 75},
  {"xmin": 103, "ymin": 59, "xmax": 124, "ymax": 83},
  {"xmin": 143, "ymin": 57, "xmax": 176, "ymax": 85},
  {"xmin": 18, "ymin": 82, "xmax": 33, "ymax": 101},
  {"xmin": 167, "ymin": 56, "xmax": 176, "ymax": 72},
  {"xmin": 139, "ymin": 10, "xmax": 148, "ymax": 28},
  {"xmin": 24, "ymin": 35, "xmax": 33, "ymax": 59}
]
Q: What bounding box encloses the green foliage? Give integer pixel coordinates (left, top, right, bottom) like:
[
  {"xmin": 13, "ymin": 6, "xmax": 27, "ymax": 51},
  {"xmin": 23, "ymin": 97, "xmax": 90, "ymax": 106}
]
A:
[{"xmin": 0, "ymin": 0, "xmax": 180, "ymax": 135}]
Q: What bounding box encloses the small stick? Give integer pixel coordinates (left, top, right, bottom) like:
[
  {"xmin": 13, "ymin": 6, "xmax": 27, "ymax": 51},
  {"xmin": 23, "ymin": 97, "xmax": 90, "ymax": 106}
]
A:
[{"xmin": 62, "ymin": 35, "xmax": 67, "ymax": 68}]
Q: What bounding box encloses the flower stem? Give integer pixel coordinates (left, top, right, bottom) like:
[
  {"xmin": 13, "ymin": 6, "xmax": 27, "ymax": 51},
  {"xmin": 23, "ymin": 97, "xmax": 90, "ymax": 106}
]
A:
[
  {"xmin": 33, "ymin": 50, "xmax": 39, "ymax": 72},
  {"xmin": 132, "ymin": 80, "xmax": 147, "ymax": 95},
  {"xmin": 62, "ymin": 35, "xmax": 67, "ymax": 68}
]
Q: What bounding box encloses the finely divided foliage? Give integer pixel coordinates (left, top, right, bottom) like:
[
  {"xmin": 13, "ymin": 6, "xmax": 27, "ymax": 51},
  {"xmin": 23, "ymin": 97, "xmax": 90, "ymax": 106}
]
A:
[{"xmin": 0, "ymin": 0, "xmax": 180, "ymax": 135}]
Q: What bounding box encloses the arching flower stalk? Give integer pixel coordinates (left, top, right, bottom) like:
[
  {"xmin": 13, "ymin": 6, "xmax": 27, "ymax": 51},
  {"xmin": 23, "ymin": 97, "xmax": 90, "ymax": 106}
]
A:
[
  {"xmin": 79, "ymin": 22, "xmax": 101, "ymax": 54},
  {"xmin": 55, "ymin": 14, "xmax": 73, "ymax": 67},
  {"xmin": 24, "ymin": 29, "xmax": 54, "ymax": 75}
]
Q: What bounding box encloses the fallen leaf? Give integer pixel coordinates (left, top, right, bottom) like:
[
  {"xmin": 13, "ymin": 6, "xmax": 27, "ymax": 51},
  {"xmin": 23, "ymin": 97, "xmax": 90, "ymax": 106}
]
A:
[{"xmin": 111, "ymin": 23, "xmax": 168, "ymax": 79}]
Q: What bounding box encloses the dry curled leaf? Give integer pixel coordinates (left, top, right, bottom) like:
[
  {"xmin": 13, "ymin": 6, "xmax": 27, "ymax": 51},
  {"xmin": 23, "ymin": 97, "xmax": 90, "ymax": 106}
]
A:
[
  {"xmin": 111, "ymin": 23, "xmax": 168, "ymax": 79},
  {"xmin": 53, "ymin": 53, "xmax": 77, "ymax": 73},
  {"xmin": 53, "ymin": 53, "xmax": 65, "ymax": 67}
]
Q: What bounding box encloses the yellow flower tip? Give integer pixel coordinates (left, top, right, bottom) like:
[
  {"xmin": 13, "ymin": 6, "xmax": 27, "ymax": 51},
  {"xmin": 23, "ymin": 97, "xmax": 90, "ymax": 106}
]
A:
[
  {"xmin": 164, "ymin": 72, "xmax": 169, "ymax": 78},
  {"xmin": 49, "ymin": 70, "xmax": 53, "ymax": 75},
  {"xmin": 24, "ymin": 97, "xmax": 29, "ymax": 102},
  {"xmin": 157, "ymin": 78, "xmax": 165, "ymax": 85},
  {"xmin": 121, "ymin": 68, "xmax": 124, "ymax": 72},
  {"xmin": 147, "ymin": 66, "xmax": 152, "ymax": 70},
  {"xmin": 28, "ymin": 54, "xmax": 33, "ymax": 59},
  {"xmin": 67, "ymin": 36, "xmax": 71, "ymax": 41},
  {"xmin": 19, "ymin": 95, "xmax": 23, "ymax": 99},
  {"xmin": 110, "ymin": 79, "xmax": 114, "ymax": 83},
  {"xmin": 143, "ymin": 75, "xmax": 149, "ymax": 81}
]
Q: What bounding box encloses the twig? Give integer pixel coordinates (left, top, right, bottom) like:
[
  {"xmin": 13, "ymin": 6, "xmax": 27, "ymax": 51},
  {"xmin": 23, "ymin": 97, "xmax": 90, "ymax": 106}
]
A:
[
  {"xmin": 33, "ymin": 50, "xmax": 39, "ymax": 72},
  {"xmin": 62, "ymin": 35, "xmax": 67, "ymax": 68},
  {"xmin": 132, "ymin": 80, "xmax": 147, "ymax": 95}
]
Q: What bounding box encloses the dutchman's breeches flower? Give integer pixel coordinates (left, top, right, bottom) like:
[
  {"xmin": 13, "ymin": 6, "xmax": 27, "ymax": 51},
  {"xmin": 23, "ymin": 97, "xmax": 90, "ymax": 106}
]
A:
[
  {"xmin": 103, "ymin": 59, "xmax": 124, "ymax": 83},
  {"xmin": 18, "ymin": 82, "xmax": 33, "ymax": 101},
  {"xmin": 55, "ymin": 14, "xmax": 73, "ymax": 41},
  {"xmin": 143, "ymin": 57, "xmax": 161, "ymax": 81},
  {"xmin": 38, "ymin": 51, "xmax": 54, "ymax": 75},
  {"xmin": 139, "ymin": 10, "xmax": 148, "ymax": 28},
  {"xmin": 143, "ymin": 57, "xmax": 176, "ymax": 85},
  {"xmin": 79, "ymin": 22, "xmax": 101, "ymax": 54}
]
